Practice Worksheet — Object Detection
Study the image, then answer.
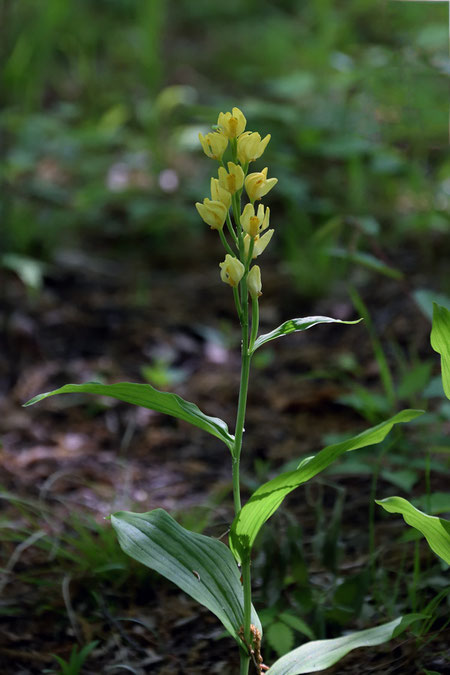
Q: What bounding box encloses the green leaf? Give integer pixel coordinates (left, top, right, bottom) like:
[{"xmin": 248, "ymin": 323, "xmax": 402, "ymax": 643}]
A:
[
  {"xmin": 267, "ymin": 621, "xmax": 295, "ymax": 658},
  {"xmin": 251, "ymin": 316, "xmax": 362, "ymax": 354},
  {"xmin": 230, "ymin": 410, "xmax": 423, "ymax": 562},
  {"xmin": 110, "ymin": 509, "xmax": 261, "ymax": 646},
  {"xmin": 279, "ymin": 612, "xmax": 315, "ymax": 641},
  {"xmin": 431, "ymin": 303, "xmax": 450, "ymax": 400},
  {"xmin": 331, "ymin": 247, "xmax": 403, "ymax": 280},
  {"xmin": 375, "ymin": 496, "xmax": 450, "ymax": 565},
  {"xmin": 24, "ymin": 381, "xmax": 234, "ymax": 451},
  {"xmin": 267, "ymin": 615, "xmax": 425, "ymax": 674}
]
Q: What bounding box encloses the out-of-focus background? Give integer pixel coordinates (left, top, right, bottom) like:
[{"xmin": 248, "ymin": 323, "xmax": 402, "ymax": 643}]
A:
[{"xmin": 1, "ymin": 1, "xmax": 449, "ymax": 673}]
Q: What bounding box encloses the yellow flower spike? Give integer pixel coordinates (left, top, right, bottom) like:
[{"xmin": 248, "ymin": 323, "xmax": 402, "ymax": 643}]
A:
[
  {"xmin": 218, "ymin": 162, "xmax": 245, "ymax": 195},
  {"xmin": 217, "ymin": 107, "xmax": 247, "ymax": 139},
  {"xmin": 247, "ymin": 265, "xmax": 262, "ymax": 299},
  {"xmin": 195, "ymin": 198, "xmax": 228, "ymax": 230},
  {"xmin": 244, "ymin": 229, "xmax": 274, "ymax": 258},
  {"xmin": 219, "ymin": 254, "xmax": 245, "ymax": 287},
  {"xmin": 241, "ymin": 203, "xmax": 270, "ymax": 238},
  {"xmin": 237, "ymin": 132, "xmax": 271, "ymax": 164},
  {"xmin": 198, "ymin": 132, "xmax": 228, "ymax": 160},
  {"xmin": 245, "ymin": 167, "xmax": 278, "ymax": 202},
  {"xmin": 210, "ymin": 178, "xmax": 231, "ymax": 210}
]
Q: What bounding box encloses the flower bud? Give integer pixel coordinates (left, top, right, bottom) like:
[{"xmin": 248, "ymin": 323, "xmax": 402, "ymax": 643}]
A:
[
  {"xmin": 219, "ymin": 254, "xmax": 245, "ymax": 287},
  {"xmin": 217, "ymin": 107, "xmax": 246, "ymax": 139},
  {"xmin": 244, "ymin": 229, "xmax": 274, "ymax": 258},
  {"xmin": 195, "ymin": 198, "xmax": 228, "ymax": 230},
  {"xmin": 218, "ymin": 162, "xmax": 245, "ymax": 195},
  {"xmin": 241, "ymin": 203, "xmax": 270, "ymax": 238},
  {"xmin": 245, "ymin": 167, "xmax": 278, "ymax": 202},
  {"xmin": 237, "ymin": 132, "xmax": 271, "ymax": 164},
  {"xmin": 210, "ymin": 178, "xmax": 231, "ymax": 210},
  {"xmin": 198, "ymin": 132, "xmax": 228, "ymax": 160},
  {"xmin": 247, "ymin": 265, "xmax": 262, "ymax": 298}
]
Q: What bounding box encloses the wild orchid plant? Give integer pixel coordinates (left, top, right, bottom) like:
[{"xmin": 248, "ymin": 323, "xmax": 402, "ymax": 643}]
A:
[{"xmin": 26, "ymin": 108, "xmax": 427, "ymax": 673}]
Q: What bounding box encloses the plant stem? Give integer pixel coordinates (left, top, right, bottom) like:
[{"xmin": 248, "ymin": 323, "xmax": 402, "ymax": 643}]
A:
[
  {"xmin": 233, "ymin": 303, "xmax": 250, "ymax": 465},
  {"xmin": 249, "ymin": 298, "xmax": 259, "ymax": 353},
  {"xmin": 242, "ymin": 556, "xmax": 252, "ymax": 646},
  {"xmin": 219, "ymin": 227, "xmax": 236, "ymax": 258},
  {"xmin": 240, "ymin": 651, "xmax": 250, "ymax": 675},
  {"xmin": 226, "ymin": 211, "xmax": 239, "ymax": 247},
  {"xmin": 232, "ymin": 455, "xmax": 242, "ymax": 513}
]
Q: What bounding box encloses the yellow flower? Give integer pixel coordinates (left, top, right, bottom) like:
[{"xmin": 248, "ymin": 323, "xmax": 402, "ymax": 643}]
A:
[
  {"xmin": 218, "ymin": 162, "xmax": 245, "ymax": 195},
  {"xmin": 198, "ymin": 132, "xmax": 228, "ymax": 160},
  {"xmin": 244, "ymin": 229, "xmax": 274, "ymax": 258},
  {"xmin": 241, "ymin": 203, "xmax": 270, "ymax": 238},
  {"xmin": 237, "ymin": 132, "xmax": 271, "ymax": 164},
  {"xmin": 247, "ymin": 265, "xmax": 262, "ymax": 298},
  {"xmin": 210, "ymin": 178, "xmax": 231, "ymax": 210},
  {"xmin": 195, "ymin": 198, "xmax": 228, "ymax": 230},
  {"xmin": 219, "ymin": 254, "xmax": 245, "ymax": 287},
  {"xmin": 245, "ymin": 167, "xmax": 278, "ymax": 202},
  {"xmin": 217, "ymin": 107, "xmax": 246, "ymax": 139}
]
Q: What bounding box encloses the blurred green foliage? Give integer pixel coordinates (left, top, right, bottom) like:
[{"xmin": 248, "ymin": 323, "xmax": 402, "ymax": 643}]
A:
[{"xmin": 1, "ymin": 0, "xmax": 449, "ymax": 296}]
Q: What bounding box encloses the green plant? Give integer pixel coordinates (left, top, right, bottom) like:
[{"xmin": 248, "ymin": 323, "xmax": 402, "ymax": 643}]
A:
[
  {"xmin": 376, "ymin": 303, "xmax": 450, "ymax": 567},
  {"xmin": 25, "ymin": 107, "xmax": 426, "ymax": 674},
  {"xmin": 44, "ymin": 640, "xmax": 98, "ymax": 675}
]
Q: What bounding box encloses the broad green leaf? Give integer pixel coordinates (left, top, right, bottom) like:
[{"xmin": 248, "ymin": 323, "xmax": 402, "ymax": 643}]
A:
[
  {"xmin": 24, "ymin": 381, "xmax": 234, "ymax": 451},
  {"xmin": 267, "ymin": 615, "xmax": 425, "ymax": 674},
  {"xmin": 431, "ymin": 303, "xmax": 450, "ymax": 399},
  {"xmin": 376, "ymin": 496, "xmax": 450, "ymax": 565},
  {"xmin": 279, "ymin": 613, "xmax": 315, "ymax": 641},
  {"xmin": 251, "ymin": 316, "xmax": 362, "ymax": 354},
  {"xmin": 111, "ymin": 509, "xmax": 261, "ymax": 646},
  {"xmin": 230, "ymin": 410, "xmax": 423, "ymax": 562},
  {"xmin": 267, "ymin": 621, "xmax": 294, "ymax": 658}
]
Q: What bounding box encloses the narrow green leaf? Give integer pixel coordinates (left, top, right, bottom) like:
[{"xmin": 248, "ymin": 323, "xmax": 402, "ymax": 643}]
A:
[
  {"xmin": 431, "ymin": 303, "xmax": 450, "ymax": 399},
  {"xmin": 331, "ymin": 247, "xmax": 403, "ymax": 280},
  {"xmin": 251, "ymin": 316, "xmax": 362, "ymax": 354},
  {"xmin": 111, "ymin": 509, "xmax": 261, "ymax": 645},
  {"xmin": 267, "ymin": 615, "xmax": 425, "ymax": 675},
  {"xmin": 24, "ymin": 382, "xmax": 234, "ymax": 450},
  {"xmin": 376, "ymin": 496, "xmax": 450, "ymax": 565},
  {"xmin": 230, "ymin": 410, "xmax": 423, "ymax": 562}
]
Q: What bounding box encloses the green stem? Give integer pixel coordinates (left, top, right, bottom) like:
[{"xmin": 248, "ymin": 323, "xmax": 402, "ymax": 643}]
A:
[
  {"xmin": 233, "ymin": 286, "xmax": 243, "ymax": 321},
  {"xmin": 230, "ymin": 163, "xmax": 253, "ymax": 671},
  {"xmin": 249, "ymin": 298, "xmax": 259, "ymax": 354},
  {"xmin": 240, "ymin": 651, "xmax": 250, "ymax": 675},
  {"xmin": 234, "ymin": 270, "xmax": 250, "ymax": 452},
  {"xmin": 226, "ymin": 211, "xmax": 238, "ymax": 247},
  {"xmin": 233, "ymin": 308, "xmax": 251, "ymax": 477},
  {"xmin": 242, "ymin": 556, "xmax": 252, "ymax": 647},
  {"xmin": 219, "ymin": 227, "xmax": 236, "ymax": 257},
  {"xmin": 245, "ymin": 238, "xmax": 255, "ymax": 272}
]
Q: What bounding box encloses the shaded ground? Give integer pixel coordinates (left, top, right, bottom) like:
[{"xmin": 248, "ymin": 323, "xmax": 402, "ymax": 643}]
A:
[{"xmin": 1, "ymin": 238, "xmax": 449, "ymax": 673}]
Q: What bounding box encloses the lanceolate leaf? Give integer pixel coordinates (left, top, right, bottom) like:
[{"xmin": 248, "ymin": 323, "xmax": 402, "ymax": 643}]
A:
[
  {"xmin": 376, "ymin": 496, "xmax": 450, "ymax": 565},
  {"xmin": 430, "ymin": 302, "xmax": 450, "ymax": 399},
  {"xmin": 111, "ymin": 509, "xmax": 261, "ymax": 646},
  {"xmin": 267, "ymin": 615, "xmax": 425, "ymax": 675},
  {"xmin": 250, "ymin": 316, "xmax": 362, "ymax": 353},
  {"xmin": 24, "ymin": 382, "xmax": 234, "ymax": 451},
  {"xmin": 230, "ymin": 410, "xmax": 423, "ymax": 562}
]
